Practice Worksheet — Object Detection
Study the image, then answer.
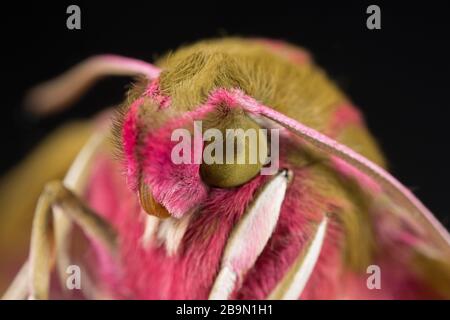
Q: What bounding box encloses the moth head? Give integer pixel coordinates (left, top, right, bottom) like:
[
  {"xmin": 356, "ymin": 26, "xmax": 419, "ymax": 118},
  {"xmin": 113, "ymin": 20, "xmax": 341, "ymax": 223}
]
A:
[
  {"xmin": 116, "ymin": 83, "xmax": 271, "ymax": 219},
  {"xmin": 115, "ymin": 80, "xmax": 204, "ymax": 219}
]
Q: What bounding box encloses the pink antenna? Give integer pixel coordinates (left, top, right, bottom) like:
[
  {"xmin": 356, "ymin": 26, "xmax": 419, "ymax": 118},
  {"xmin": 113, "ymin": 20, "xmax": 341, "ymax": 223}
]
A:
[{"xmin": 25, "ymin": 55, "xmax": 161, "ymax": 115}]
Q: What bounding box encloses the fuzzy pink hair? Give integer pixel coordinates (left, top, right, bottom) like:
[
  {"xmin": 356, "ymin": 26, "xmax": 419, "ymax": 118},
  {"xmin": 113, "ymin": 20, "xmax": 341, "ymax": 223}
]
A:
[
  {"xmin": 39, "ymin": 47, "xmax": 446, "ymax": 299},
  {"xmin": 84, "ymin": 87, "xmax": 445, "ymax": 299}
]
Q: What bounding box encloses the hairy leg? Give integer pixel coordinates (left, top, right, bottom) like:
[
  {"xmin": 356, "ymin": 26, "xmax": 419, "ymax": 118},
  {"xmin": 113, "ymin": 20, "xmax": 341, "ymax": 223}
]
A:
[{"xmin": 28, "ymin": 180, "xmax": 117, "ymax": 300}]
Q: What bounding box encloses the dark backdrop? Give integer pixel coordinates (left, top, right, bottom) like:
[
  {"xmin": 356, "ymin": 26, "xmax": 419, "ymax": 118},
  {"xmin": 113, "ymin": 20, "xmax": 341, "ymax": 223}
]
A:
[{"xmin": 1, "ymin": 2, "xmax": 449, "ymax": 226}]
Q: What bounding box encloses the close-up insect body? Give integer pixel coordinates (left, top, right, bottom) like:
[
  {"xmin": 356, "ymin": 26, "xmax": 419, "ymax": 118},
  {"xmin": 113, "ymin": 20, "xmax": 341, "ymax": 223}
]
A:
[{"xmin": 1, "ymin": 37, "xmax": 449, "ymax": 300}]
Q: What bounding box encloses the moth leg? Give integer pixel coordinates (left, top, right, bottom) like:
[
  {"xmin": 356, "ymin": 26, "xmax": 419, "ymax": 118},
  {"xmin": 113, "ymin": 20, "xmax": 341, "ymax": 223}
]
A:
[
  {"xmin": 28, "ymin": 180, "xmax": 117, "ymax": 300},
  {"xmin": 1, "ymin": 261, "xmax": 30, "ymax": 300},
  {"xmin": 1, "ymin": 130, "xmax": 107, "ymax": 300},
  {"xmin": 54, "ymin": 132, "xmax": 106, "ymax": 292}
]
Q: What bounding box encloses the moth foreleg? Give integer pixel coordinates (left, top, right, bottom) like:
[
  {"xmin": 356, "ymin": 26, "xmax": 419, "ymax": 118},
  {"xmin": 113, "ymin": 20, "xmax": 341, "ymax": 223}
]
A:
[{"xmin": 28, "ymin": 180, "xmax": 116, "ymax": 300}]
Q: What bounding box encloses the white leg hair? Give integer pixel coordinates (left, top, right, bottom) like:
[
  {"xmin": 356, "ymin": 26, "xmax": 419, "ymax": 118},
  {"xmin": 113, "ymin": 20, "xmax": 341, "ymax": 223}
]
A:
[
  {"xmin": 209, "ymin": 170, "xmax": 291, "ymax": 300},
  {"xmin": 268, "ymin": 217, "xmax": 328, "ymax": 299}
]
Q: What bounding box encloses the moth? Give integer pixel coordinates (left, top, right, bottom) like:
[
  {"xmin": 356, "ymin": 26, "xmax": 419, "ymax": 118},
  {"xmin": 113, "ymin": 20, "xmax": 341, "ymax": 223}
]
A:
[{"xmin": 2, "ymin": 38, "xmax": 450, "ymax": 299}]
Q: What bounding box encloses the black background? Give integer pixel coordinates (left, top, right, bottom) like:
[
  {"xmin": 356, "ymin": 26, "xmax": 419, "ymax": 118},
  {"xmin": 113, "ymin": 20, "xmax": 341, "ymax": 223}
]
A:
[{"xmin": 1, "ymin": 1, "xmax": 449, "ymax": 226}]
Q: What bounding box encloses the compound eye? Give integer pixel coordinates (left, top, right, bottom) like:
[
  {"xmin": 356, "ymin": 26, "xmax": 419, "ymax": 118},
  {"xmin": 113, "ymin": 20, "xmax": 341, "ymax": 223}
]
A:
[{"xmin": 200, "ymin": 116, "xmax": 268, "ymax": 188}]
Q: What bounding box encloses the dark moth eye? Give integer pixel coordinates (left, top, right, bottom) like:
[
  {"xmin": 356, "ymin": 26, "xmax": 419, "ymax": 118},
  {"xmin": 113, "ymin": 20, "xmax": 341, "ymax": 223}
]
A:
[{"xmin": 200, "ymin": 116, "xmax": 268, "ymax": 188}]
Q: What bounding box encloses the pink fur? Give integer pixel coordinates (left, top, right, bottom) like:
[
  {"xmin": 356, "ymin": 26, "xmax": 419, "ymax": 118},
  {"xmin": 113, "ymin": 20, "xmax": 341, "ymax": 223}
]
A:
[
  {"xmin": 122, "ymin": 97, "xmax": 145, "ymax": 191},
  {"xmin": 122, "ymin": 88, "xmax": 217, "ymax": 217},
  {"xmin": 327, "ymin": 103, "xmax": 363, "ymax": 137},
  {"xmin": 140, "ymin": 116, "xmax": 208, "ymax": 218},
  {"xmin": 254, "ymin": 38, "xmax": 311, "ymax": 65},
  {"xmin": 86, "ymin": 117, "xmax": 347, "ymax": 299},
  {"xmin": 86, "ymin": 152, "xmax": 270, "ymax": 298},
  {"xmin": 144, "ymin": 79, "xmax": 172, "ymax": 110},
  {"xmin": 235, "ymin": 163, "xmax": 342, "ymax": 299},
  {"xmin": 139, "ymin": 104, "xmax": 218, "ymax": 218},
  {"xmin": 81, "ymin": 60, "xmax": 448, "ymax": 299}
]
